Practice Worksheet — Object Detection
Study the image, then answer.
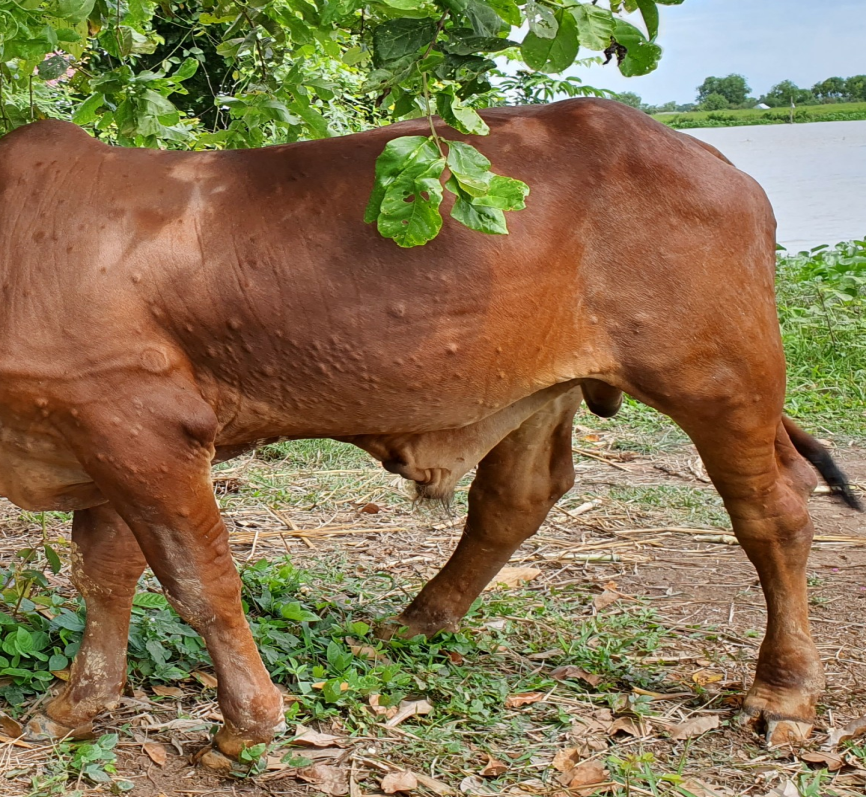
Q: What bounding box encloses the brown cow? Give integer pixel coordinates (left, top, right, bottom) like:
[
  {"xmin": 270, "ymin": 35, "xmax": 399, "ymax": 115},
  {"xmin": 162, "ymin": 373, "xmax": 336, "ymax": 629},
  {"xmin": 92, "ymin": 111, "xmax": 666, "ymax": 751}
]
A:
[{"xmin": 0, "ymin": 99, "xmax": 858, "ymax": 761}]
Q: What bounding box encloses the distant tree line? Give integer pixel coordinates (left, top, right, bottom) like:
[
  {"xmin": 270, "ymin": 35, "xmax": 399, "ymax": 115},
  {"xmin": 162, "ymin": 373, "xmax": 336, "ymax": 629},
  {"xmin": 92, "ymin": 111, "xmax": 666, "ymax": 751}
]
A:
[{"xmin": 617, "ymin": 74, "xmax": 866, "ymax": 114}]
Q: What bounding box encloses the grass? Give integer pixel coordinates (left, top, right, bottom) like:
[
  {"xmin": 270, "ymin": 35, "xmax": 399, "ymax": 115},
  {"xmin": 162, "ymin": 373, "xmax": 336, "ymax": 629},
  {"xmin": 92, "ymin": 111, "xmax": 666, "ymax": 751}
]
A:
[{"xmin": 652, "ymin": 101, "xmax": 866, "ymax": 129}]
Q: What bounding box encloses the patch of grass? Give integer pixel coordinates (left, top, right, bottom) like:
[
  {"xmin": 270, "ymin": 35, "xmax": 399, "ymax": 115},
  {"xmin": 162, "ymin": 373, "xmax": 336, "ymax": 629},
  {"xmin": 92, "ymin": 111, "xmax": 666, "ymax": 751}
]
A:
[
  {"xmin": 653, "ymin": 101, "xmax": 866, "ymax": 129},
  {"xmin": 606, "ymin": 485, "xmax": 729, "ymax": 529}
]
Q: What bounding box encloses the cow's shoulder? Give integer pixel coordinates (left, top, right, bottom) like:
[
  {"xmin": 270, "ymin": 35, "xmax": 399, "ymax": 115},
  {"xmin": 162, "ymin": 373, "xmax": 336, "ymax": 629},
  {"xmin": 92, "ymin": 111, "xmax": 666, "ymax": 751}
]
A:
[{"xmin": 0, "ymin": 119, "xmax": 97, "ymax": 156}]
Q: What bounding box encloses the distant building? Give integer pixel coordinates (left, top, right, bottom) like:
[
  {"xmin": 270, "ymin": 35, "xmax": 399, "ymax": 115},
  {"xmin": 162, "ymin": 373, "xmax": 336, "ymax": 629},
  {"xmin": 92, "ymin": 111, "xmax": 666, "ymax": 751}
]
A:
[{"xmin": 755, "ymin": 103, "xmax": 771, "ymax": 110}]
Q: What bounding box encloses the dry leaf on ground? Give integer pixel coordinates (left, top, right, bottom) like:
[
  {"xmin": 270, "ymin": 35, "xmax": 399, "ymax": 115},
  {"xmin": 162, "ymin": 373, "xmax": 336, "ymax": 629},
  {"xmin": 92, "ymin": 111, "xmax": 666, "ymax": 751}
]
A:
[
  {"xmin": 485, "ymin": 567, "xmax": 541, "ymax": 590},
  {"xmin": 192, "ymin": 671, "xmax": 218, "ymax": 689},
  {"xmin": 384, "ymin": 699, "xmax": 433, "ymax": 727},
  {"xmin": 151, "ymin": 685, "xmax": 184, "ymax": 698},
  {"xmin": 800, "ymin": 750, "xmax": 846, "ymax": 771},
  {"xmin": 551, "ymin": 665, "xmax": 602, "ymax": 687},
  {"xmin": 593, "ymin": 590, "xmax": 620, "ymax": 611},
  {"xmin": 827, "ymin": 715, "xmax": 866, "ymax": 749},
  {"xmin": 479, "ymin": 753, "xmax": 508, "ymax": 777},
  {"xmin": 291, "ymin": 724, "xmax": 345, "ymax": 747},
  {"xmin": 679, "ymin": 778, "xmax": 733, "ymax": 797},
  {"xmin": 692, "ymin": 669, "xmax": 724, "ymax": 686},
  {"xmin": 607, "ymin": 716, "xmax": 644, "ymax": 738},
  {"xmin": 558, "ymin": 760, "xmax": 609, "ymax": 796},
  {"xmin": 414, "ymin": 772, "xmax": 456, "ymax": 795},
  {"xmin": 505, "ymin": 692, "xmax": 545, "ymax": 708},
  {"xmin": 297, "ymin": 763, "xmax": 350, "ymax": 796},
  {"xmin": 142, "ymin": 741, "xmax": 167, "ymax": 766},
  {"xmin": 459, "ymin": 775, "xmax": 486, "ymax": 795},
  {"xmin": 552, "ymin": 748, "xmax": 581, "ymax": 772},
  {"xmin": 369, "ymin": 694, "xmax": 398, "ymax": 719},
  {"xmin": 382, "ymin": 770, "xmax": 418, "ymax": 793},
  {"xmin": 0, "ymin": 710, "xmax": 23, "ymax": 738},
  {"xmin": 666, "ymin": 714, "xmax": 720, "ymax": 740},
  {"xmin": 762, "ymin": 781, "xmax": 799, "ymax": 797},
  {"xmin": 360, "ymin": 502, "xmax": 380, "ymax": 514},
  {"xmin": 347, "ymin": 638, "xmax": 389, "ymax": 662}
]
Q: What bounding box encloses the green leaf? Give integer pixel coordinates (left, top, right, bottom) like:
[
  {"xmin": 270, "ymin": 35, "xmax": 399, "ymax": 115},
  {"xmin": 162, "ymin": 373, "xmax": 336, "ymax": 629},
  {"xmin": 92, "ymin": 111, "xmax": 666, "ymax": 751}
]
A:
[
  {"xmin": 525, "ymin": 0, "xmax": 557, "ymax": 39},
  {"xmin": 372, "ymin": 18, "xmax": 437, "ymax": 67},
  {"xmin": 44, "ymin": 544, "xmax": 61, "ymax": 575},
  {"xmin": 132, "ymin": 592, "xmax": 168, "ymax": 608},
  {"xmin": 14, "ymin": 627, "xmax": 34, "ymax": 655},
  {"xmin": 471, "ymin": 174, "xmax": 528, "ymax": 210},
  {"xmin": 636, "ymin": 0, "xmax": 659, "ymax": 40},
  {"xmin": 570, "ymin": 3, "xmax": 615, "ymax": 51},
  {"xmin": 446, "ymin": 140, "xmax": 493, "ymax": 196},
  {"xmin": 612, "ymin": 19, "xmax": 662, "ymax": 76},
  {"xmin": 485, "ymin": 0, "xmax": 521, "ymax": 26},
  {"xmin": 436, "ymin": 91, "xmax": 489, "ymax": 135},
  {"xmin": 377, "ymin": 157, "xmax": 446, "ymax": 247},
  {"xmin": 452, "ymin": 193, "xmax": 508, "ymax": 234},
  {"xmin": 48, "ymin": 653, "xmax": 69, "ymax": 671},
  {"xmin": 321, "ymin": 678, "xmax": 345, "ymax": 703},
  {"xmin": 172, "ymin": 57, "xmax": 199, "ymax": 82},
  {"xmin": 49, "ymin": 0, "xmax": 95, "ymax": 23},
  {"xmin": 463, "ymin": 0, "xmax": 505, "ymax": 37},
  {"xmin": 37, "ymin": 54, "xmax": 69, "ymax": 81},
  {"xmin": 521, "ymin": 9, "xmax": 578, "ymax": 73},
  {"xmin": 364, "ymin": 135, "xmax": 435, "ymax": 222},
  {"xmin": 380, "ymin": 0, "xmax": 424, "ymax": 8}
]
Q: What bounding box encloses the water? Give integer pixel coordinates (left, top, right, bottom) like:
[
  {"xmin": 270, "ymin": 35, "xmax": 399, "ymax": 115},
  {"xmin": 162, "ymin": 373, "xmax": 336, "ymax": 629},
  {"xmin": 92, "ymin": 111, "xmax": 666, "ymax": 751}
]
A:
[{"xmin": 684, "ymin": 121, "xmax": 866, "ymax": 252}]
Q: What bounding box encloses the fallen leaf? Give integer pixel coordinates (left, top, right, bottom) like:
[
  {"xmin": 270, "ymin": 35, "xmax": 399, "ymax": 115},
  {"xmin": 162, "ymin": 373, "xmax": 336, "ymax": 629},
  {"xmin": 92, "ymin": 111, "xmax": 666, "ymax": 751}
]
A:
[
  {"xmin": 360, "ymin": 502, "xmax": 381, "ymax": 514},
  {"xmin": 459, "ymin": 775, "xmax": 486, "ymax": 795},
  {"xmin": 448, "ymin": 650, "xmax": 464, "ymax": 665},
  {"xmin": 151, "ymin": 685, "xmax": 184, "ymax": 698},
  {"xmin": 762, "ymin": 780, "xmax": 800, "ymax": 797},
  {"xmin": 382, "ymin": 770, "xmax": 418, "ymax": 793},
  {"xmin": 678, "ymin": 778, "xmax": 732, "ymax": 797},
  {"xmin": 384, "ymin": 699, "xmax": 433, "ymax": 727},
  {"xmin": 551, "ymin": 666, "xmax": 602, "ymax": 687},
  {"xmin": 666, "ymin": 714, "xmax": 720, "ymax": 740},
  {"xmin": 559, "ymin": 760, "xmax": 609, "ymax": 796},
  {"xmin": 800, "ymin": 751, "xmax": 846, "ymax": 771},
  {"xmin": 369, "ymin": 694, "xmax": 398, "ymax": 719},
  {"xmin": 607, "ymin": 716, "xmax": 644, "ymax": 738},
  {"xmin": 551, "ymin": 747, "xmax": 581, "ymax": 772},
  {"xmin": 593, "ymin": 590, "xmax": 619, "ymax": 611},
  {"xmin": 827, "ymin": 715, "xmax": 866, "ymax": 749},
  {"xmin": 505, "ymin": 692, "xmax": 545, "ymax": 708},
  {"xmin": 297, "ymin": 764, "xmax": 350, "ymax": 796},
  {"xmin": 0, "ymin": 711, "xmax": 23, "ymax": 738},
  {"xmin": 479, "ymin": 753, "xmax": 508, "ymax": 777},
  {"xmin": 485, "ymin": 567, "xmax": 542, "ymax": 590},
  {"xmin": 692, "ymin": 669, "xmax": 724, "ymax": 687},
  {"xmin": 143, "ymin": 741, "xmax": 167, "ymax": 766},
  {"xmin": 348, "ymin": 638, "xmax": 389, "ymax": 662},
  {"xmin": 192, "ymin": 671, "xmax": 218, "ymax": 689},
  {"xmin": 291, "ymin": 725, "xmax": 345, "ymax": 747},
  {"xmin": 51, "ymin": 668, "xmax": 70, "ymax": 681},
  {"xmin": 414, "ymin": 772, "xmax": 456, "ymax": 795}
]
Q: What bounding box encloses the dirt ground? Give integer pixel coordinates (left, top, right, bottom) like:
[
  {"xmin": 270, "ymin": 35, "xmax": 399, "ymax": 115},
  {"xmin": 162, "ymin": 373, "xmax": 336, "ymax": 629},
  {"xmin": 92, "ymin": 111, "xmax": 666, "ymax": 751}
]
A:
[{"xmin": 1, "ymin": 436, "xmax": 864, "ymax": 797}]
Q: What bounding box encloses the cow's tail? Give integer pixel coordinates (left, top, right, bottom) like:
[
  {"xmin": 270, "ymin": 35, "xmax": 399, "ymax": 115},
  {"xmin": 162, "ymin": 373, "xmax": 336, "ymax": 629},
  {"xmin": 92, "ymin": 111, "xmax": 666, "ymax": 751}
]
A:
[{"xmin": 783, "ymin": 415, "xmax": 863, "ymax": 510}]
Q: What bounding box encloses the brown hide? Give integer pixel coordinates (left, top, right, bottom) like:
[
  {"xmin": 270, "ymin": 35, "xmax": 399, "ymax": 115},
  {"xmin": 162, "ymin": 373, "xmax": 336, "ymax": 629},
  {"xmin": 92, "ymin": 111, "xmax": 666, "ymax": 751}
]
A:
[{"xmin": 0, "ymin": 99, "xmax": 846, "ymax": 753}]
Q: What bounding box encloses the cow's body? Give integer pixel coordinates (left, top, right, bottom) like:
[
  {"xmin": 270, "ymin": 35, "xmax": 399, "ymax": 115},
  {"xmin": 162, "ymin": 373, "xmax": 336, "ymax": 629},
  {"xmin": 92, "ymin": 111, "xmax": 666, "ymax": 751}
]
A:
[{"xmin": 0, "ymin": 99, "xmax": 848, "ymax": 757}]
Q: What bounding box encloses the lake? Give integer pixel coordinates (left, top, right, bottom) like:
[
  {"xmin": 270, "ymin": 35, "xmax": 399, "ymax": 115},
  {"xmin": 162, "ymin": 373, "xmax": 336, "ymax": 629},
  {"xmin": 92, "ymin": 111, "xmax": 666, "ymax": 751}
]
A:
[{"xmin": 685, "ymin": 121, "xmax": 866, "ymax": 252}]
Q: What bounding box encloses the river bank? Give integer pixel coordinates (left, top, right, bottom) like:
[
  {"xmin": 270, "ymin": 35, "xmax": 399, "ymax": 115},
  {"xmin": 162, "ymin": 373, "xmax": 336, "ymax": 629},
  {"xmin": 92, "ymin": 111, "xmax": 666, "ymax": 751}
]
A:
[{"xmin": 654, "ymin": 101, "xmax": 866, "ymax": 129}]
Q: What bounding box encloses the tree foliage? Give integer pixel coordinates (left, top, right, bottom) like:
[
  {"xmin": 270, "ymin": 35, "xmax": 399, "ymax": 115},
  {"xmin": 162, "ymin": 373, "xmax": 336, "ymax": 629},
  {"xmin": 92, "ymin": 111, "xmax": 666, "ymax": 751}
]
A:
[
  {"xmin": 759, "ymin": 79, "xmax": 816, "ymax": 108},
  {"xmin": 0, "ymin": 0, "xmax": 683, "ymax": 246},
  {"xmin": 695, "ymin": 73, "xmax": 749, "ymax": 107}
]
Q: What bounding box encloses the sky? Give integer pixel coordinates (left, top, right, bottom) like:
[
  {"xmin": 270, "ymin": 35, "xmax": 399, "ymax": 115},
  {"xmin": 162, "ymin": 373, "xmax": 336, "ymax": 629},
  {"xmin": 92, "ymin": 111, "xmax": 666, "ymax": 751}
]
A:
[{"xmin": 568, "ymin": 0, "xmax": 866, "ymax": 106}]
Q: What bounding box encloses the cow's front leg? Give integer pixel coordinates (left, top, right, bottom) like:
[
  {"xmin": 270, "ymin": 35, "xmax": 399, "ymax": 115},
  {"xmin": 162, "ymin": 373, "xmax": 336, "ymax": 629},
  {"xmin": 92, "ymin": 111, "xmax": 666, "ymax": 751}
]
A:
[
  {"xmin": 391, "ymin": 387, "xmax": 583, "ymax": 637},
  {"xmin": 27, "ymin": 504, "xmax": 146, "ymax": 739},
  {"xmin": 61, "ymin": 378, "xmax": 283, "ymax": 760}
]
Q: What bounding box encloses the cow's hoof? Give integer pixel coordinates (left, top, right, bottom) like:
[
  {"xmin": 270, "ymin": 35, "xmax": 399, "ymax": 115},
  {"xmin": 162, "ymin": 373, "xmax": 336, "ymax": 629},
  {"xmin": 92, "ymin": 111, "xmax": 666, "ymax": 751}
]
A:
[
  {"xmin": 735, "ymin": 709, "xmax": 812, "ymax": 746},
  {"xmin": 374, "ymin": 614, "xmax": 453, "ymax": 641},
  {"xmin": 24, "ymin": 713, "xmax": 93, "ymax": 741},
  {"xmin": 198, "ymin": 747, "xmax": 235, "ymax": 774}
]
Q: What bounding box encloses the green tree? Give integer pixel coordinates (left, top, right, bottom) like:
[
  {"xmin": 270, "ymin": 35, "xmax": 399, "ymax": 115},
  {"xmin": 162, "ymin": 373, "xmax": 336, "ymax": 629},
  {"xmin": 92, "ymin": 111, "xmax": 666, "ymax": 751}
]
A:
[
  {"xmin": 0, "ymin": 0, "xmax": 683, "ymax": 247},
  {"xmin": 696, "ymin": 74, "xmax": 749, "ymax": 106},
  {"xmin": 615, "ymin": 91, "xmax": 643, "ymax": 109},
  {"xmin": 812, "ymin": 76, "xmax": 846, "ymax": 103},
  {"xmin": 700, "ymin": 92, "xmax": 729, "ymax": 111},
  {"xmin": 760, "ymin": 80, "xmax": 816, "ymax": 107},
  {"xmin": 844, "ymin": 75, "xmax": 866, "ymax": 102}
]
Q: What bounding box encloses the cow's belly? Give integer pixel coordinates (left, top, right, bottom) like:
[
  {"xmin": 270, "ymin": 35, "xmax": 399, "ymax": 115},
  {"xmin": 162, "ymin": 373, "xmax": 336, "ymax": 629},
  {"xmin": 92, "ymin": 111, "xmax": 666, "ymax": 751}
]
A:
[{"xmin": 0, "ymin": 424, "xmax": 103, "ymax": 512}]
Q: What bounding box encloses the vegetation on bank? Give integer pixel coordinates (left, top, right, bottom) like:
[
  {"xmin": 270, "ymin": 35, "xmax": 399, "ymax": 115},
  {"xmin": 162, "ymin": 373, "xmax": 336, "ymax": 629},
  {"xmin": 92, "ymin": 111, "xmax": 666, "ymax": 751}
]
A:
[{"xmin": 651, "ymin": 101, "xmax": 866, "ymax": 129}]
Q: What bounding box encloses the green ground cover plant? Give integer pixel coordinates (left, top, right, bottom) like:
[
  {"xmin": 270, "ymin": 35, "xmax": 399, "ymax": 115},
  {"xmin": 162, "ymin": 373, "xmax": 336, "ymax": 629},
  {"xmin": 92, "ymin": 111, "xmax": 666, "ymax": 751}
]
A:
[{"xmin": 653, "ymin": 101, "xmax": 866, "ymax": 129}]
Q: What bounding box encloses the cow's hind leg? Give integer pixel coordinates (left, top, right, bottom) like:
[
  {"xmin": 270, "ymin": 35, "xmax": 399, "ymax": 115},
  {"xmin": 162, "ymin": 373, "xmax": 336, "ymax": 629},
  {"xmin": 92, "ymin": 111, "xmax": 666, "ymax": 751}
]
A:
[
  {"xmin": 393, "ymin": 386, "xmax": 583, "ymax": 637},
  {"xmin": 27, "ymin": 504, "xmax": 146, "ymax": 739},
  {"xmin": 674, "ymin": 411, "xmax": 822, "ymax": 744},
  {"xmin": 59, "ymin": 378, "xmax": 283, "ymax": 760}
]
